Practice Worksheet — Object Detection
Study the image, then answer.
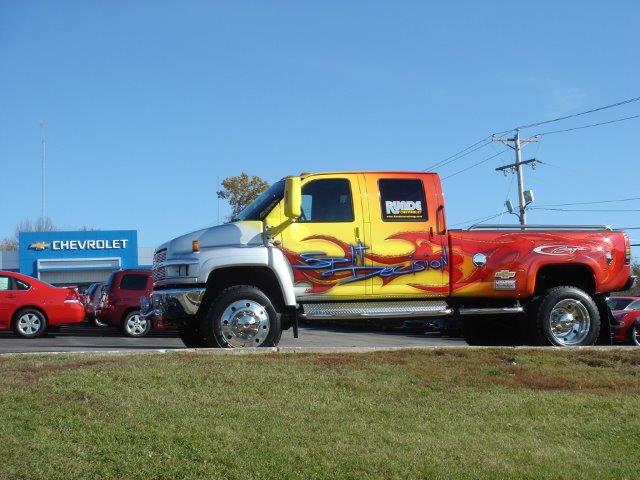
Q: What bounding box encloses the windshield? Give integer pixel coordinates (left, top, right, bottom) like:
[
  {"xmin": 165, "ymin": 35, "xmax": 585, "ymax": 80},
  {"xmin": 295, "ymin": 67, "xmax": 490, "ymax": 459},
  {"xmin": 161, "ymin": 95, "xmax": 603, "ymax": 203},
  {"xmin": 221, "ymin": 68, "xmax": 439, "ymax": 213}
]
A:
[
  {"xmin": 233, "ymin": 180, "xmax": 285, "ymax": 222},
  {"xmin": 625, "ymin": 300, "xmax": 640, "ymax": 311},
  {"xmin": 607, "ymin": 297, "xmax": 636, "ymax": 311}
]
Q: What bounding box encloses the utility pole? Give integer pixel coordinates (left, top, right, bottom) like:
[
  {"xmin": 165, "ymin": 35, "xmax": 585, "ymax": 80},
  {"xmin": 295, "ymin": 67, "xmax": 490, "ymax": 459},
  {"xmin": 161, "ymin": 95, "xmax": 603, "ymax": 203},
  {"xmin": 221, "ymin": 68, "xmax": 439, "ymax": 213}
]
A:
[
  {"xmin": 38, "ymin": 121, "xmax": 46, "ymax": 219},
  {"xmin": 493, "ymin": 129, "xmax": 539, "ymax": 226}
]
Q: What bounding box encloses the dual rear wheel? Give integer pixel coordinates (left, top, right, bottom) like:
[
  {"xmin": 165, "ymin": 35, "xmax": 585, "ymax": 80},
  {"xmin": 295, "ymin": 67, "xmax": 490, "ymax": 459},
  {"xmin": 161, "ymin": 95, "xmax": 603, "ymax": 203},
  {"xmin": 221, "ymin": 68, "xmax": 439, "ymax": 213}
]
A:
[{"xmin": 463, "ymin": 286, "xmax": 601, "ymax": 347}]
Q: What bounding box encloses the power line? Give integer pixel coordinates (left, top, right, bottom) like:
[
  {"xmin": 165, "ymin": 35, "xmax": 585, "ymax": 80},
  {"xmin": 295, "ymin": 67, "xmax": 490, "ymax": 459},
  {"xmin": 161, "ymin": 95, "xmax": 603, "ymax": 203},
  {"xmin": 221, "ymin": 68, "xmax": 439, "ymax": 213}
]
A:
[
  {"xmin": 426, "ymin": 137, "xmax": 492, "ymax": 171},
  {"xmin": 441, "ymin": 149, "xmax": 510, "ymax": 180},
  {"xmin": 536, "ymin": 196, "xmax": 640, "ymax": 207},
  {"xmin": 514, "ymin": 95, "xmax": 640, "ymax": 130},
  {"xmin": 450, "ymin": 211, "xmax": 506, "ymax": 227},
  {"xmin": 531, "ymin": 207, "xmax": 640, "ymax": 212},
  {"xmin": 535, "ymin": 113, "xmax": 640, "ymax": 136}
]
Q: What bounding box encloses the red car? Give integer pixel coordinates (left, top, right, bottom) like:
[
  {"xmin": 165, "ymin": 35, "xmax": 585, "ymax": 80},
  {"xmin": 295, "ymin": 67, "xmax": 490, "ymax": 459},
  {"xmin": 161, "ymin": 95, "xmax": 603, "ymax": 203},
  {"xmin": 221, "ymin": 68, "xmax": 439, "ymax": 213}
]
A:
[
  {"xmin": 0, "ymin": 270, "xmax": 85, "ymax": 338},
  {"xmin": 96, "ymin": 270, "xmax": 162, "ymax": 337},
  {"xmin": 609, "ymin": 297, "xmax": 640, "ymax": 346}
]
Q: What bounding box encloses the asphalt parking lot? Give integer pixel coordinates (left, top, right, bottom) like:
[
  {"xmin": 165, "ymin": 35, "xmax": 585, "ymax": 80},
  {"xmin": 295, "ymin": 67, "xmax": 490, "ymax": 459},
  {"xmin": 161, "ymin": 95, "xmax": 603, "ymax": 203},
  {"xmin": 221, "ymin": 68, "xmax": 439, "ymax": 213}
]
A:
[{"xmin": 0, "ymin": 323, "xmax": 464, "ymax": 354}]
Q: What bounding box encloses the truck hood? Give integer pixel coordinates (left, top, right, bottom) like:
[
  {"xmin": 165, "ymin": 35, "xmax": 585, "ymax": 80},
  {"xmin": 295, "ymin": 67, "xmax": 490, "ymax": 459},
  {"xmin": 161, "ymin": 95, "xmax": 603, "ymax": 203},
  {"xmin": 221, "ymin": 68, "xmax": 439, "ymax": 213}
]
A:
[{"xmin": 157, "ymin": 221, "xmax": 264, "ymax": 258}]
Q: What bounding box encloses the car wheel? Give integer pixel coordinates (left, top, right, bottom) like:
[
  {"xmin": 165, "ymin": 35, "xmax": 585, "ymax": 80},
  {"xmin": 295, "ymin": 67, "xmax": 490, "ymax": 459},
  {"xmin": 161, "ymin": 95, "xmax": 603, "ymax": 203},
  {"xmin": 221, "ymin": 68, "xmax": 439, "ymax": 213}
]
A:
[
  {"xmin": 199, "ymin": 285, "xmax": 282, "ymax": 348},
  {"xmin": 121, "ymin": 311, "xmax": 151, "ymax": 337},
  {"xmin": 631, "ymin": 324, "xmax": 640, "ymax": 347},
  {"xmin": 14, "ymin": 309, "xmax": 47, "ymax": 339},
  {"xmin": 530, "ymin": 286, "xmax": 600, "ymax": 347}
]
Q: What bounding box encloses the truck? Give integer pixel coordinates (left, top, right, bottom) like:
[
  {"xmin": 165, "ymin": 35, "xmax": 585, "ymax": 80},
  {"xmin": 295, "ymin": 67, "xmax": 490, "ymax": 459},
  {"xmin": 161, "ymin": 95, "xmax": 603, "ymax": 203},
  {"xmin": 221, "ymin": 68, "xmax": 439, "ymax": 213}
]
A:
[{"xmin": 144, "ymin": 171, "xmax": 635, "ymax": 348}]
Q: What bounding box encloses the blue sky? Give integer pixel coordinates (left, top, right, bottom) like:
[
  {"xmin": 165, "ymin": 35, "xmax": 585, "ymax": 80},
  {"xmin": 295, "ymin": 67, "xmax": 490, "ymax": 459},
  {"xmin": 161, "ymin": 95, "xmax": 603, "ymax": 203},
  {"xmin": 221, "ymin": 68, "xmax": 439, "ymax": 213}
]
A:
[{"xmin": 1, "ymin": 1, "xmax": 639, "ymax": 247}]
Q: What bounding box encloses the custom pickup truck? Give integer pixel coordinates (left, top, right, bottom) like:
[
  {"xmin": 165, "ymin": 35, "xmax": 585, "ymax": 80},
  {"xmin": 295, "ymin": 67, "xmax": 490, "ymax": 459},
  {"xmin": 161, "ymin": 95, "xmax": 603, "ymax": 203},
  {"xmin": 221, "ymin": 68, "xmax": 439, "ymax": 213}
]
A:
[{"xmin": 145, "ymin": 171, "xmax": 634, "ymax": 348}]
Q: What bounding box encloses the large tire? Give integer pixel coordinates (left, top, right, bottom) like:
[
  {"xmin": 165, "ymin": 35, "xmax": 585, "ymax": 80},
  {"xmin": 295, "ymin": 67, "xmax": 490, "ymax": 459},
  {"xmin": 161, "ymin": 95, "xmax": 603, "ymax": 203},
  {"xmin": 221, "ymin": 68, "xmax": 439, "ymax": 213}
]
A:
[
  {"xmin": 198, "ymin": 285, "xmax": 282, "ymax": 348},
  {"xmin": 178, "ymin": 323, "xmax": 209, "ymax": 348},
  {"xmin": 529, "ymin": 286, "xmax": 600, "ymax": 346},
  {"xmin": 13, "ymin": 308, "xmax": 47, "ymax": 339},
  {"xmin": 121, "ymin": 310, "xmax": 151, "ymax": 337}
]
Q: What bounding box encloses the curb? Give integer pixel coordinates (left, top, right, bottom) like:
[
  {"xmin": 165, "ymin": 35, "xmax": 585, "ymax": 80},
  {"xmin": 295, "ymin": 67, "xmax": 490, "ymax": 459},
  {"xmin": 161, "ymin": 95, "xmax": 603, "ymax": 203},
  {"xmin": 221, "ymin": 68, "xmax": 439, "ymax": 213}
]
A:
[{"xmin": 0, "ymin": 344, "xmax": 637, "ymax": 358}]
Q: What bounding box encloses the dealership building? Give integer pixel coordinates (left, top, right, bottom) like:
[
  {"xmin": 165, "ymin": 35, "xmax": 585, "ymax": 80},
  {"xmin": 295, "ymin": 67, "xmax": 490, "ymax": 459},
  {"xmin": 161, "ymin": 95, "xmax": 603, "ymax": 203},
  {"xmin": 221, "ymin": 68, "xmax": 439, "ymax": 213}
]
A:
[{"xmin": 0, "ymin": 230, "xmax": 154, "ymax": 286}]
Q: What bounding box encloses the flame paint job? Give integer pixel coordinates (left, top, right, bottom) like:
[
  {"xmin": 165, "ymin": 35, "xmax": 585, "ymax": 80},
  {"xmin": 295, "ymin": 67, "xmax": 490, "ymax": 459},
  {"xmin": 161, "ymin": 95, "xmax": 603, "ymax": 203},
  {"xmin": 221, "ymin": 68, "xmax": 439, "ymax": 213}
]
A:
[{"xmin": 281, "ymin": 229, "xmax": 630, "ymax": 298}]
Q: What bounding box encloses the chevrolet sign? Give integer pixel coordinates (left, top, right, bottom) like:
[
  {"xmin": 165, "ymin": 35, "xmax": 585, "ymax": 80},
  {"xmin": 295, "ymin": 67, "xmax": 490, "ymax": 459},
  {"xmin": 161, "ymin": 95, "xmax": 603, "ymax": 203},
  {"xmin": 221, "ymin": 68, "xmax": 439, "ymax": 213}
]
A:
[{"xmin": 51, "ymin": 239, "xmax": 130, "ymax": 251}]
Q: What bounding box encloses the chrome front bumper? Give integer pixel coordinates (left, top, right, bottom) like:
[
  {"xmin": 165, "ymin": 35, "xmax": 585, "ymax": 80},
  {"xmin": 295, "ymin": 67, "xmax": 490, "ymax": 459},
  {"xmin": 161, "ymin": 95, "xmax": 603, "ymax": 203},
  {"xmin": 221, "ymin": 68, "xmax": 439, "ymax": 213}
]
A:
[{"xmin": 143, "ymin": 288, "xmax": 206, "ymax": 323}]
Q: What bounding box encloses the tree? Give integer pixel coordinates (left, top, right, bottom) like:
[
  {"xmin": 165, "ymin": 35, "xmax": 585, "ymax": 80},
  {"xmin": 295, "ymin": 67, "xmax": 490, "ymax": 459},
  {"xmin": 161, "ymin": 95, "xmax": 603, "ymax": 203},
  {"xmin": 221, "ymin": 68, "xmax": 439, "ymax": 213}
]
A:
[
  {"xmin": 0, "ymin": 237, "xmax": 17, "ymax": 251},
  {"xmin": 0, "ymin": 216, "xmax": 58, "ymax": 251},
  {"xmin": 15, "ymin": 216, "xmax": 57, "ymax": 238},
  {"xmin": 216, "ymin": 173, "xmax": 270, "ymax": 220}
]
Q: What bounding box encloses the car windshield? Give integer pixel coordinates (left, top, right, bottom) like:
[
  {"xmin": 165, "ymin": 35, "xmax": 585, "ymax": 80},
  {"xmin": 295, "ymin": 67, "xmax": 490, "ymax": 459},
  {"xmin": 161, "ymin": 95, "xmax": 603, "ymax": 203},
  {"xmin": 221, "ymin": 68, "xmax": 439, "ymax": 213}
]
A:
[
  {"xmin": 607, "ymin": 297, "xmax": 635, "ymax": 310},
  {"xmin": 625, "ymin": 300, "xmax": 640, "ymax": 311},
  {"xmin": 232, "ymin": 180, "xmax": 285, "ymax": 222}
]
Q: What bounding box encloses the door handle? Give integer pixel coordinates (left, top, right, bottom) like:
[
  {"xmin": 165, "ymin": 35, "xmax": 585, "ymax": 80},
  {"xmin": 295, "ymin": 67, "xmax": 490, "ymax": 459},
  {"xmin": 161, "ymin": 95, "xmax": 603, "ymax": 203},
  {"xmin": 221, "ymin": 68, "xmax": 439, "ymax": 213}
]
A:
[
  {"xmin": 354, "ymin": 226, "xmax": 360, "ymax": 240},
  {"xmin": 7, "ymin": 294, "xmax": 16, "ymax": 299}
]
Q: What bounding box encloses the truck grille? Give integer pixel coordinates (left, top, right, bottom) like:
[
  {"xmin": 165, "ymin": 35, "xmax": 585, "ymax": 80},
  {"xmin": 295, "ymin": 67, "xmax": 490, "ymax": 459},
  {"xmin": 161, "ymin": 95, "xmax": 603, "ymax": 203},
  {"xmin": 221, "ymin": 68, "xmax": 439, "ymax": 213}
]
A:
[{"xmin": 152, "ymin": 248, "xmax": 167, "ymax": 283}]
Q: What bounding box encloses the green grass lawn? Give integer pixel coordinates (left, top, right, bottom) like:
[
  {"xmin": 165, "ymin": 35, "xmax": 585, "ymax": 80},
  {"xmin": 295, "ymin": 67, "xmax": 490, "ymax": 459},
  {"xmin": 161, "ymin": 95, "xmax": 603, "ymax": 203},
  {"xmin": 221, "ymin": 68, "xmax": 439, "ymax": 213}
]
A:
[{"xmin": 1, "ymin": 349, "xmax": 639, "ymax": 480}]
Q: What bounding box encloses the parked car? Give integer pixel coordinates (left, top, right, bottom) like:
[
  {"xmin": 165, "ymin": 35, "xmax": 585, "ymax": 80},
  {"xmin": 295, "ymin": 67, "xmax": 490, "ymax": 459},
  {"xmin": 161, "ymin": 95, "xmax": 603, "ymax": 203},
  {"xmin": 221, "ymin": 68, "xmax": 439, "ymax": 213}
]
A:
[
  {"xmin": 84, "ymin": 282, "xmax": 109, "ymax": 327},
  {"xmin": 0, "ymin": 270, "xmax": 85, "ymax": 338},
  {"xmin": 96, "ymin": 270, "xmax": 156, "ymax": 337},
  {"xmin": 606, "ymin": 296, "xmax": 640, "ymax": 311},
  {"xmin": 83, "ymin": 282, "xmax": 100, "ymax": 318},
  {"xmin": 610, "ymin": 298, "xmax": 640, "ymax": 346}
]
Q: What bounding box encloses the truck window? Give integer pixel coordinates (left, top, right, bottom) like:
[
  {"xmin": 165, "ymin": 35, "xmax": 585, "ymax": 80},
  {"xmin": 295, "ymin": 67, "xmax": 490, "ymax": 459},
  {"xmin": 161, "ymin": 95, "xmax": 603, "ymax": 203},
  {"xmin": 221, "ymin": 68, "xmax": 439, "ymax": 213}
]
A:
[
  {"xmin": 378, "ymin": 178, "xmax": 428, "ymax": 221},
  {"xmin": 119, "ymin": 274, "xmax": 148, "ymax": 291},
  {"xmin": 299, "ymin": 179, "xmax": 354, "ymax": 223}
]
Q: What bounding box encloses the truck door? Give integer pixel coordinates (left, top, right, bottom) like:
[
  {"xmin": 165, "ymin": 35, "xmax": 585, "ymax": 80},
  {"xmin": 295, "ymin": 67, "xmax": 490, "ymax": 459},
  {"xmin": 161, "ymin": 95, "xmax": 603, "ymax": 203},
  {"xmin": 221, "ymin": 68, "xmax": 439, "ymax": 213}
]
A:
[
  {"xmin": 278, "ymin": 174, "xmax": 367, "ymax": 300},
  {"xmin": 362, "ymin": 173, "xmax": 449, "ymax": 297}
]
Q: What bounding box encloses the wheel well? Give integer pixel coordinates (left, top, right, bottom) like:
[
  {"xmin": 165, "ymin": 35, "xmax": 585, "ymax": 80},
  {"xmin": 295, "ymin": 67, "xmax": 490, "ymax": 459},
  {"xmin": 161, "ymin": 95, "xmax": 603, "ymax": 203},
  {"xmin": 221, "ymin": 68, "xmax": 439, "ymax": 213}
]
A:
[
  {"xmin": 121, "ymin": 307, "xmax": 141, "ymax": 323},
  {"xmin": 200, "ymin": 266, "xmax": 286, "ymax": 316},
  {"xmin": 534, "ymin": 264, "xmax": 596, "ymax": 295},
  {"xmin": 12, "ymin": 306, "xmax": 48, "ymax": 325}
]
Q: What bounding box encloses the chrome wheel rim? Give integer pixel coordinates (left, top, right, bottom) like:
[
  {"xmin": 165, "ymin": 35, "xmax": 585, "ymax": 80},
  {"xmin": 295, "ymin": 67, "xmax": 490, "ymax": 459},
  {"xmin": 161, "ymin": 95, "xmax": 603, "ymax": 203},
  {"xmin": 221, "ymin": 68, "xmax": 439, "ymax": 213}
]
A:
[
  {"xmin": 632, "ymin": 325, "xmax": 640, "ymax": 347},
  {"xmin": 125, "ymin": 314, "xmax": 148, "ymax": 336},
  {"xmin": 219, "ymin": 299, "xmax": 270, "ymax": 348},
  {"xmin": 548, "ymin": 299, "xmax": 591, "ymax": 346},
  {"xmin": 18, "ymin": 313, "xmax": 42, "ymax": 336}
]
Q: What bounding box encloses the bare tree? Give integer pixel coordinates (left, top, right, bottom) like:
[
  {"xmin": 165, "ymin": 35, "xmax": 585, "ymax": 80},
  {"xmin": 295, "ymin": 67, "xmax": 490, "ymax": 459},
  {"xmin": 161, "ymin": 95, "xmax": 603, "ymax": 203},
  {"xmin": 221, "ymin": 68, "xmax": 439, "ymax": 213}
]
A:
[
  {"xmin": 0, "ymin": 237, "xmax": 18, "ymax": 251},
  {"xmin": 14, "ymin": 216, "xmax": 57, "ymax": 239}
]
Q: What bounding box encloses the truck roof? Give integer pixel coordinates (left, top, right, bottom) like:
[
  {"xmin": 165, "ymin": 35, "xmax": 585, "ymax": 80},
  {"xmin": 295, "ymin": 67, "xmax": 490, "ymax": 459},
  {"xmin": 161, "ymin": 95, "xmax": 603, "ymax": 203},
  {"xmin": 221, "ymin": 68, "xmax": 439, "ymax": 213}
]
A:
[{"xmin": 299, "ymin": 171, "xmax": 438, "ymax": 177}]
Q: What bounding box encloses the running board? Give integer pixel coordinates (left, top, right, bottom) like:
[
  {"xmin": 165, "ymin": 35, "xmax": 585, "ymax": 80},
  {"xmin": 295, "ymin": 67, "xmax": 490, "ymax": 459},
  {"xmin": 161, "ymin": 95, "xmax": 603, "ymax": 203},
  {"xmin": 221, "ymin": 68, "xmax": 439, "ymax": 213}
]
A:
[
  {"xmin": 302, "ymin": 301, "xmax": 452, "ymax": 320},
  {"xmin": 458, "ymin": 306, "xmax": 524, "ymax": 316}
]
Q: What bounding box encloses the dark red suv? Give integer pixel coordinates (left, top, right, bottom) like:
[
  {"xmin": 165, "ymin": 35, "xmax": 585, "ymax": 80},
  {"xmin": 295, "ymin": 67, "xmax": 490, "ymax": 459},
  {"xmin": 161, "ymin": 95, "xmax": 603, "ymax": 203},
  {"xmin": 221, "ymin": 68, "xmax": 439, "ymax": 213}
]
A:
[{"xmin": 96, "ymin": 270, "xmax": 155, "ymax": 337}]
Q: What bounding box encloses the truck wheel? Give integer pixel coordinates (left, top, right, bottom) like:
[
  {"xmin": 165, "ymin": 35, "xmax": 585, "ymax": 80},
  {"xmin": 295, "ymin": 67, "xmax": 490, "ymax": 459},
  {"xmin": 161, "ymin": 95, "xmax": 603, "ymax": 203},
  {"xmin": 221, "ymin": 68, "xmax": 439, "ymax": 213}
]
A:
[
  {"xmin": 199, "ymin": 285, "xmax": 282, "ymax": 348},
  {"xmin": 121, "ymin": 310, "xmax": 151, "ymax": 337},
  {"xmin": 630, "ymin": 324, "xmax": 640, "ymax": 347},
  {"xmin": 530, "ymin": 286, "xmax": 600, "ymax": 346},
  {"xmin": 178, "ymin": 323, "xmax": 208, "ymax": 348},
  {"xmin": 14, "ymin": 309, "xmax": 47, "ymax": 339}
]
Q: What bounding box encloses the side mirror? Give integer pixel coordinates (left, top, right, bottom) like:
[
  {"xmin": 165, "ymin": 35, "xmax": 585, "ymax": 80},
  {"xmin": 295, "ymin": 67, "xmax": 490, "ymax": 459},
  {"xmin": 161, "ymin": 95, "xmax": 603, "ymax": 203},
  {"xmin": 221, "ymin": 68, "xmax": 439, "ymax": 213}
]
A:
[{"xmin": 284, "ymin": 176, "xmax": 302, "ymax": 219}]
